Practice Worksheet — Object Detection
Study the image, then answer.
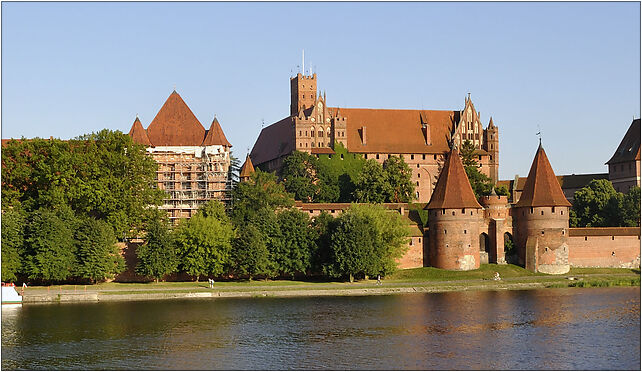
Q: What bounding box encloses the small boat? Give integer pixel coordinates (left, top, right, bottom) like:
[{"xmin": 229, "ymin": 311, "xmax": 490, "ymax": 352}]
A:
[{"xmin": 2, "ymin": 283, "xmax": 23, "ymax": 305}]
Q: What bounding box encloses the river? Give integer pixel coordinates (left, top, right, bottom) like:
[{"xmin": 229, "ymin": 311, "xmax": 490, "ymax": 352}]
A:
[{"xmin": 2, "ymin": 287, "xmax": 640, "ymax": 370}]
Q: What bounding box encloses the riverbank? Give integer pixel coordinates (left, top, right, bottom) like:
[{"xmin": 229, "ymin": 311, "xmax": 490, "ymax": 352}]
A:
[{"xmin": 18, "ymin": 265, "xmax": 640, "ymax": 304}]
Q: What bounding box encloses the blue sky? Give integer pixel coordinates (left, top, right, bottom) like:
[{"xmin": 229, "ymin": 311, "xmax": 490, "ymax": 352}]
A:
[{"xmin": 2, "ymin": 2, "xmax": 639, "ymax": 180}]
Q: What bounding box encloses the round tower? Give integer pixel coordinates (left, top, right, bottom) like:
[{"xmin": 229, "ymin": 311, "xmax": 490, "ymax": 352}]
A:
[
  {"xmin": 513, "ymin": 144, "xmax": 571, "ymax": 274},
  {"xmin": 425, "ymin": 149, "xmax": 483, "ymax": 270}
]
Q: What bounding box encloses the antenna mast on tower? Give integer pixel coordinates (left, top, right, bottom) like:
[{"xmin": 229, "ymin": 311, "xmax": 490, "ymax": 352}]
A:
[{"xmin": 302, "ymin": 49, "xmax": 305, "ymax": 76}]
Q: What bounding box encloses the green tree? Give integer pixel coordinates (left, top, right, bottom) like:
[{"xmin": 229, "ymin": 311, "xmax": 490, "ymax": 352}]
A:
[
  {"xmin": 570, "ymin": 179, "xmax": 621, "ymax": 227},
  {"xmin": 1, "ymin": 131, "xmax": 164, "ymax": 239},
  {"xmin": 230, "ymin": 170, "xmax": 294, "ymax": 225},
  {"xmin": 230, "ymin": 224, "xmax": 271, "ymax": 280},
  {"xmin": 353, "ymin": 159, "xmax": 391, "ymax": 203},
  {"xmin": 459, "ymin": 140, "xmax": 493, "ymax": 198},
  {"xmin": 326, "ymin": 204, "xmax": 409, "ymax": 281},
  {"xmin": 383, "ymin": 155, "xmax": 415, "ymax": 202},
  {"xmin": 136, "ymin": 216, "xmax": 178, "ymax": 282},
  {"xmin": 316, "ymin": 142, "xmax": 366, "ymax": 202},
  {"xmin": 494, "ymin": 185, "xmax": 510, "ymax": 197},
  {"xmin": 23, "ymin": 208, "xmax": 77, "ymax": 282},
  {"xmin": 311, "ymin": 211, "xmax": 336, "ymax": 273},
  {"xmin": 1, "ymin": 207, "xmax": 27, "ymax": 282},
  {"xmin": 281, "ymin": 151, "xmax": 321, "ymax": 202},
  {"xmin": 74, "ymin": 217, "xmax": 125, "ymax": 283},
  {"xmin": 174, "ymin": 212, "xmax": 234, "ymax": 281},
  {"xmin": 199, "ymin": 200, "xmax": 230, "ymax": 223},
  {"xmin": 273, "ymin": 208, "xmax": 316, "ymax": 278},
  {"xmin": 621, "ymin": 186, "xmax": 641, "ymax": 227}
]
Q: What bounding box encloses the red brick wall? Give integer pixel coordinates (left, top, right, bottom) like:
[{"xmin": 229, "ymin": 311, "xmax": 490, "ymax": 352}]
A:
[
  {"xmin": 397, "ymin": 236, "xmax": 425, "ymax": 269},
  {"xmin": 569, "ymin": 229, "xmax": 641, "ymax": 268},
  {"xmin": 427, "ymin": 208, "xmax": 482, "ymax": 270}
]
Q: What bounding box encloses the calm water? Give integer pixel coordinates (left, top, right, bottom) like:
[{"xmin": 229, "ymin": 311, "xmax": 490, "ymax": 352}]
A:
[{"xmin": 2, "ymin": 287, "xmax": 640, "ymax": 370}]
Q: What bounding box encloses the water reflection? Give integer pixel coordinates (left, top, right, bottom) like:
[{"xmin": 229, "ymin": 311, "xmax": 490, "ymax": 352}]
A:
[{"xmin": 2, "ymin": 287, "xmax": 640, "ymax": 370}]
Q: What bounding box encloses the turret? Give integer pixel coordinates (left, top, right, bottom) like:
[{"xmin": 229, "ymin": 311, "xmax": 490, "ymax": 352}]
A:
[
  {"xmin": 290, "ymin": 73, "xmax": 317, "ymax": 116},
  {"xmin": 484, "ymin": 116, "xmax": 499, "ymax": 183},
  {"xmin": 239, "ymin": 154, "xmax": 255, "ymax": 182},
  {"xmin": 425, "ymin": 148, "xmax": 483, "ymax": 270},
  {"xmin": 513, "ymin": 143, "xmax": 571, "ymax": 274}
]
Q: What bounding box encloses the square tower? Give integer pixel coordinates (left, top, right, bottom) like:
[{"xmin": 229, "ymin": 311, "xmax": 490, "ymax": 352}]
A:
[{"xmin": 290, "ymin": 73, "xmax": 317, "ymax": 116}]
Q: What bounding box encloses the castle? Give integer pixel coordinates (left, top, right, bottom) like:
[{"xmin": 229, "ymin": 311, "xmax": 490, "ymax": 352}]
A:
[
  {"xmin": 250, "ymin": 72, "xmax": 499, "ymax": 203},
  {"xmin": 127, "ymin": 91, "xmax": 232, "ymax": 222}
]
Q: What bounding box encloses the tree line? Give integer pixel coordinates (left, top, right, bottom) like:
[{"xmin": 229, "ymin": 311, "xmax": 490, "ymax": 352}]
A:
[
  {"xmin": 570, "ymin": 179, "xmax": 640, "ymax": 228},
  {"xmin": 1, "ymin": 133, "xmax": 410, "ymax": 283},
  {"xmin": 137, "ymin": 172, "xmax": 409, "ymax": 283}
]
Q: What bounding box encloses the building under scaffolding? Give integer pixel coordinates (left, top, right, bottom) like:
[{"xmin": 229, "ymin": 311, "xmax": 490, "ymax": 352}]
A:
[{"xmin": 128, "ymin": 90, "xmax": 232, "ymax": 223}]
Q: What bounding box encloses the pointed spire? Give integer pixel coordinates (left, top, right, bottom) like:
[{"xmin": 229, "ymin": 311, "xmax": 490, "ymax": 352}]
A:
[
  {"xmin": 128, "ymin": 117, "xmax": 152, "ymax": 146},
  {"xmin": 146, "ymin": 90, "xmax": 206, "ymax": 146},
  {"xmin": 239, "ymin": 154, "xmax": 255, "ymax": 180},
  {"xmin": 202, "ymin": 117, "xmax": 232, "ymax": 147},
  {"xmin": 426, "ymin": 148, "xmax": 482, "ymax": 210},
  {"xmin": 514, "ymin": 144, "xmax": 571, "ymax": 207},
  {"xmin": 488, "ymin": 116, "xmax": 495, "ymax": 128}
]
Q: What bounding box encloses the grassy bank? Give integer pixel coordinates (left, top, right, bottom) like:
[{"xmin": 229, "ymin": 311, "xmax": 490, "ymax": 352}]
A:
[{"xmin": 20, "ymin": 265, "xmax": 639, "ymax": 304}]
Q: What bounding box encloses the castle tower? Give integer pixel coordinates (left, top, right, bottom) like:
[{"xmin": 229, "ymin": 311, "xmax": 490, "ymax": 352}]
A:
[
  {"xmin": 513, "ymin": 143, "xmax": 571, "ymax": 274},
  {"xmin": 479, "ymin": 188, "xmax": 510, "ymax": 264},
  {"xmin": 239, "ymin": 154, "xmax": 255, "ymax": 182},
  {"xmin": 290, "ymin": 73, "xmax": 317, "ymax": 116},
  {"xmin": 484, "ymin": 117, "xmax": 499, "ymax": 183},
  {"xmin": 425, "ymin": 148, "xmax": 483, "ymax": 270},
  {"xmin": 128, "ymin": 117, "xmax": 152, "ymax": 146}
]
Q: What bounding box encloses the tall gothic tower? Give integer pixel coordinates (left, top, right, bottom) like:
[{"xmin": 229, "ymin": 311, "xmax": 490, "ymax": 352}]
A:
[{"xmin": 290, "ymin": 73, "xmax": 317, "ymax": 116}]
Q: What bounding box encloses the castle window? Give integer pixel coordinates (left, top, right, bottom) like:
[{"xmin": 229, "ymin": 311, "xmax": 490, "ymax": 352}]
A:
[
  {"xmin": 444, "ymin": 230, "xmax": 447, "ymax": 234},
  {"xmin": 585, "ymin": 236, "xmax": 587, "ymax": 241},
  {"xmin": 530, "ymin": 207, "xmax": 534, "ymax": 214},
  {"xmin": 416, "ymin": 191, "xmax": 419, "ymax": 199},
  {"xmin": 416, "ymin": 181, "xmax": 419, "ymax": 186},
  {"xmin": 612, "ymin": 251, "xmax": 615, "ymax": 256},
  {"xmin": 490, "ymin": 155, "xmax": 493, "ymax": 160},
  {"xmin": 478, "ymin": 155, "xmax": 482, "ymax": 161},
  {"xmin": 541, "ymin": 231, "xmax": 544, "ymax": 235},
  {"xmin": 434, "ymin": 154, "xmax": 437, "ymax": 160},
  {"xmin": 318, "ymin": 131, "xmax": 323, "ymax": 137},
  {"xmin": 462, "ymin": 208, "xmax": 465, "ymax": 214},
  {"xmin": 491, "ymin": 144, "xmax": 493, "ymax": 150},
  {"xmin": 299, "ymin": 130, "xmax": 302, "ymax": 136},
  {"xmin": 552, "ymin": 207, "xmax": 555, "ymax": 213},
  {"xmin": 452, "ymin": 211, "xmax": 455, "ymax": 216},
  {"xmin": 409, "ymin": 239, "xmax": 413, "ymax": 246},
  {"xmin": 423, "ymin": 154, "xmax": 426, "ymax": 160},
  {"xmin": 541, "ymin": 211, "xmax": 544, "ymax": 215},
  {"xmin": 376, "ymin": 154, "xmax": 380, "ymax": 159},
  {"xmin": 417, "ymin": 164, "xmax": 420, "ymax": 168},
  {"xmin": 442, "ymin": 209, "xmax": 445, "ymax": 214},
  {"xmin": 419, "ymin": 238, "xmax": 422, "ymax": 243},
  {"xmin": 418, "ymin": 173, "xmax": 421, "ymax": 178},
  {"xmin": 300, "ymin": 143, "xmax": 302, "ymax": 147},
  {"xmin": 306, "ymin": 131, "xmax": 308, "ymax": 136},
  {"xmin": 364, "ymin": 154, "xmax": 368, "ymax": 159},
  {"xmin": 612, "ymin": 236, "xmax": 615, "ymax": 240},
  {"xmin": 464, "ymin": 230, "xmax": 467, "ymax": 234},
  {"xmin": 561, "ymin": 210, "xmax": 564, "ymax": 215},
  {"xmin": 411, "ymin": 154, "xmax": 414, "ymax": 160},
  {"xmin": 311, "ymin": 142, "xmax": 315, "ymax": 147},
  {"xmin": 318, "ymin": 142, "xmax": 321, "ymax": 147}
]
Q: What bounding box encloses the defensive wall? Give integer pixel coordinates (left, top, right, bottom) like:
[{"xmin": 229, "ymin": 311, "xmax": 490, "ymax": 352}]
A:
[{"xmin": 568, "ymin": 227, "xmax": 641, "ymax": 268}]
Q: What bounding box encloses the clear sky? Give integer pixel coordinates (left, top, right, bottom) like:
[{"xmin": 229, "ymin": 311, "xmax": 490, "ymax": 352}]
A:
[{"xmin": 2, "ymin": 2, "xmax": 640, "ymax": 180}]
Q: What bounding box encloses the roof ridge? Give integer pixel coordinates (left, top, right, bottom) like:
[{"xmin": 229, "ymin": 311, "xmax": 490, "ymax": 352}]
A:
[
  {"xmin": 145, "ymin": 91, "xmax": 206, "ymax": 146},
  {"xmin": 425, "ymin": 148, "xmax": 482, "ymax": 209},
  {"xmin": 202, "ymin": 116, "xmax": 232, "ymax": 147},
  {"xmin": 128, "ymin": 117, "xmax": 152, "ymax": 146},
  {"xmin": 514, "ymin": 145, "xmax": 571, "ymax": 207}
]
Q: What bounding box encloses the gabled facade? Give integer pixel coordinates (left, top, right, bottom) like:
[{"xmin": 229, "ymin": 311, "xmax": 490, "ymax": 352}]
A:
[
  {"xmin": 127, "ymin": 90, "xmax": 232, "ymax": 222},
  {"xmin": 251, "ymin": 73, "xmax": 500, "ymax": 202},
  {"xmin": 607, "ymin": 118, "xmax": 640, "ymax": 193}
]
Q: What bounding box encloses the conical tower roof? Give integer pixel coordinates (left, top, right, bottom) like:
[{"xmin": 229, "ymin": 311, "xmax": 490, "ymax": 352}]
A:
[
  {"xmin": 239, "ymin": 154, "xmax": 255, "ymax": 178},
  {"xmin": 426, "ymin": 148, "xmax": 482, "ymax": 209},
  {"xmin": 514, "ymin": 144, "xmax": 571, "ymax": 207},
  {"xmin": 128, "ymin": 117, "xmax": 152, "ymax": 146},
  {"xmin": 146, "ymin": 91, "xmax": 206, "ymax": 146},
  {"xmin": 202, "ymin": 117, "xmax": 232, "ymax": 147}
]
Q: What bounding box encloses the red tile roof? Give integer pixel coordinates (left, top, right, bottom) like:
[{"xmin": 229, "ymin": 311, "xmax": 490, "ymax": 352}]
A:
[
  {"xmin": 426, "ymin": 148, "xmax": 482, "ymax": 209},
  {"xmin": 514, "ymin": 144, "xmax": 571, "ymax": 207},
  {"xmin": 311, "ymin": 148, "xmax": 335, "ymax": 154},
  {"xmin": 250, "ymin": 116, "xmax": 295, "ymax": 165},
  {"xmin": 145, "ymin": 91, "xmax": 206, "ymax": 146},
  {"xmin": 202, "ymin": 117, "xmax": 232, "ymax": 147},
  {"xmin": 569, "ymin": 227, "xmax": 640, "ymax": 237},
  {"xmin": 127, "ymin": 117, "xmax": 152, "ymax": 146},
  {"xmin": 239, "ymin": 154, "xmax": 255, "ymax": 178},
  {"xmin": 331, "ymin": 107, "xmax": 457, "ymax": 154},
  {"xmin": 607, "ymin": 118, "xmax": 640, "ymax": 164}
]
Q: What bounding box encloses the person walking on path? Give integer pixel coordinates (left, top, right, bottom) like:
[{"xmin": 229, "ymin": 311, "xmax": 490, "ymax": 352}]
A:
[{"xmin": 376, "ymin": 274, "xmax": 382, "ymax": 286}]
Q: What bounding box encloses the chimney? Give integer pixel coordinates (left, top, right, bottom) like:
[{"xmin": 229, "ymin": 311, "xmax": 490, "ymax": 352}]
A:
[{"xmin": 360, "ymin": 126, "xmax": 367, "ymax": 145}]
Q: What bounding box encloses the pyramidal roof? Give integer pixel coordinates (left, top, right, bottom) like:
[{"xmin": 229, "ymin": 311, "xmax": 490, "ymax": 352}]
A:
[
  {"xmin": 202, "ymin": 117, "xmax": 232, "ymax": 147},
  {"xmin": 128, "ymin": 117, "xmax": 152, "ymax": 146},
  {"xmin": 239, "ymin": 154, "xmax": 255, "ymax": 178},
  {"xmin": 426, "ymin": 148, "xmax": 482, "ymax": 209},
  {"xmin": 146, "ymin": 91, "xmax": 206, "ymax": 146},
  {"xmin": 514, "ymin": 144, "xmax": 571, "ymax": 208}
]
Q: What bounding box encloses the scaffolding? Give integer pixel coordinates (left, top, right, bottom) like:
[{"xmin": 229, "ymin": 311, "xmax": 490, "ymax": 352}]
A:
[{"xmin": 150, "ymin": 147, "xmax": 231, "ymax": 222}]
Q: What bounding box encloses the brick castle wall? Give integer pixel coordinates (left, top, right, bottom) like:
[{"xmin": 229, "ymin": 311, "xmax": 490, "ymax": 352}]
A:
[{"xmin": 568, "ymin": 227, "xmax": 641, "ymax": 268}]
